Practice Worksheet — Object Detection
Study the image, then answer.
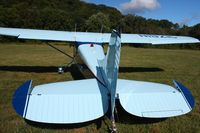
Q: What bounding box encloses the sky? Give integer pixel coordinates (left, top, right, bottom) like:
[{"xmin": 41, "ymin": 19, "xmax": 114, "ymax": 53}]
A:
[{"xmin": 82, "ymin": 0, "xmax": 200, "ymax": 26}]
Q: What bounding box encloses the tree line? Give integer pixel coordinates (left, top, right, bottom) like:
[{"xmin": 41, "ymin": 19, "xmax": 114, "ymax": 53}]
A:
[{"xmin": 0, "ymin": 0, "xmax": 199, "ymax": 44}]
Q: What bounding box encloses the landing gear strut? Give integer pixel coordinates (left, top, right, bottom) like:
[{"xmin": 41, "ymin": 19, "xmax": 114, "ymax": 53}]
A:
[
  {"xmin": 110, "ymin": 119, "xmax": 117, "ymax": 133},
  {"xmin": 45, "ymin": 42, "xmax": 75, "ymax": 74},
  {"xmin": 109, "ymin": 114, "xmax": 117, "ymax": 133}
]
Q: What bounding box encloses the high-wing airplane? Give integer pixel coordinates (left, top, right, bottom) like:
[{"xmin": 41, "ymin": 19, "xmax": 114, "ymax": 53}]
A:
[{"xmin": 0, "ymin": 27, "xmax": 199, "ymax": 132}]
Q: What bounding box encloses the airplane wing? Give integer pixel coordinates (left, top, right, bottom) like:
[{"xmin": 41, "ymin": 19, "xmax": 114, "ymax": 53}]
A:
[
  {"xmin": 0, "ymin": 27, "xmax": 110, "ymax": 43},
  {"xmin": 121, "ymin": 34, "xmax": 200, "ymax": 44},
  {"xmin": 0, "ymin": 27, "xmax": 199, "ymax": 44}
]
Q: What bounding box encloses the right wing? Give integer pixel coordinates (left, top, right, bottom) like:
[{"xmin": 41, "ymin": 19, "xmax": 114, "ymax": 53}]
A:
[{"xmin": 0, "ymin": 27, "xmax": 199, "ymax": 44}]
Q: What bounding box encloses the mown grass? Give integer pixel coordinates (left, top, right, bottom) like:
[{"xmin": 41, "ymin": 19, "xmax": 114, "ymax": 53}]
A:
[{"xmin": 0, "ymin": 43, "xmax": 200, "ymax": 133}]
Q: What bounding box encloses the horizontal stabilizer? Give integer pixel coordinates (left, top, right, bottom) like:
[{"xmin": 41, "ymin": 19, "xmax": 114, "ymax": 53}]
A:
[
  {"xmin": 117, "ymin": 79, "xmax": 194, "ymax": 118},
  {"xmin": 12, "ymin": 79, "xmax": 109, "ymax": 124},
  {"xmin": 0, "ymin": 27, "xmax": 199, "ymax": 44}
]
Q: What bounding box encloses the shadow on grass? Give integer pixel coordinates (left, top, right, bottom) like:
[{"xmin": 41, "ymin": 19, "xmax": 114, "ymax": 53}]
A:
[
  {"xmin": 0, "ymin": 64, "xmax": 86, "ymax": 80},
  {"xmin": 114, "ymin": 99, "xmax": 167, "ymax": 125},
  {"xmin": 119, "ymin": 67, "xmax": 163, "ymax": 73},
  {"xmin": 25, "ymin": 117, "xmax": 107, "ymax": 130},
  {"xmin": 0, "ymin": 65, "xmax": 163, "ymax": 73},
  {"xmin": 69, "ymin": 64, "xmax": 85, "ymax": 80},
  {"xmin": 0, "ymin": 66, "xmax": 69, "ymax": 73}
]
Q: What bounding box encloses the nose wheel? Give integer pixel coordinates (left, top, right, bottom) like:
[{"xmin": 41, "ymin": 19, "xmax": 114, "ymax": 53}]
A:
[
  {"xmin": 57, "ymin": 57, "xmax": 75, "ymax": 74},
  {"xmin": 58, "ymin": 67, "xmax": 64, "ymax": 74}
]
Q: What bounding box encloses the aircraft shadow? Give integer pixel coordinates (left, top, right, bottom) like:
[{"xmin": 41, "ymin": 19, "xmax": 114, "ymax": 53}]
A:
[
  {"xmin": 25, "ymin": 117, "xmax": 106, "ymax": 130},
  {"xmin": 0, "ymin": 65, "xmax": 163, "ymax": 73},
  {"xmin": 114, "ymin": 99, "xmax": 167, "ymax": 125},
  {"xmin": 119, "ymin": 67, "xmax": 163, "ymax": 73},
  {"xmin": 0, "ymin": 65, "xmax": 85, "ymax": 80},
  {"xmin": 0, "ymin": 66, "xmax": 70, "ymax": 73}
]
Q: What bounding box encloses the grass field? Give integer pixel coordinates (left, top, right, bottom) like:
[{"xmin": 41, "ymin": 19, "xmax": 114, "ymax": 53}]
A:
[{"xmin": 0, "ymin": 43, "xmax": 200, "ymax": 133}]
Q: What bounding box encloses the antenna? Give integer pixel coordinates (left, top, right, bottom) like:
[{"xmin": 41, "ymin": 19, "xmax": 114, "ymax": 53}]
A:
[
  {"xmin": 75, "ymin": 23, "xmax": 77, "ymax": 32},
  {"xmin": 100, "ymin": 25, "xmax": 103, "ymax": 33},
  {"xmin": 74, "ymin": 23, "xmax": 77, "ymax": 41}
]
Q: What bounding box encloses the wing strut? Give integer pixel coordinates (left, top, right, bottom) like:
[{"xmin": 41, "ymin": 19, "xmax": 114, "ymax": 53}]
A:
[{"xmin": 46, "ymin": 42, "xmax": 74, "ymax": 59}]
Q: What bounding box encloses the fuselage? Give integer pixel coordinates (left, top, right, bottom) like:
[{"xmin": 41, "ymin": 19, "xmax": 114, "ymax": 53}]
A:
[
  {"xmin": 73, "ymin": 45, "xmax": 94, "ymax": 79},
  {"xmin": 73, "ymin": 43, "xmax": 106, "ymax": 84}
]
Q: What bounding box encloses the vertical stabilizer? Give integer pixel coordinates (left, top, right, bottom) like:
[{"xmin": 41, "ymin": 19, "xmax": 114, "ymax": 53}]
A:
[{"xmin": 99, "ymin": 30, "xmax": 121, "ymax": 120}]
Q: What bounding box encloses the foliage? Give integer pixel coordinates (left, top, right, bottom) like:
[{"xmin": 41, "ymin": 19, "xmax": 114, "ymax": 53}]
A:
[
  {"xmin": 0, "ymin": 0, "xmax": 199, "ymax": 47},
  {"xmin": 189, "ymin": 24, "xmax": 200, "ymax": 39},
  {"xmin": 84, "ymin": 12, "xmax": 110, "ymax": 32}
]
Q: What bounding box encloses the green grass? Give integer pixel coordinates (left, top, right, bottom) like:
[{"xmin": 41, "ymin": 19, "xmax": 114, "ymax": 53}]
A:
[{"xmin": 0, "ymin": 43, "xmax": 200, "ymax": 133}]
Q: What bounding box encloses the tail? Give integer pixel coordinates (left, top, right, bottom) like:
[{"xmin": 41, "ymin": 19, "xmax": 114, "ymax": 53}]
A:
[{"xmin": 99, "ymin": 29, "xmax": 121, "ymax": 119}]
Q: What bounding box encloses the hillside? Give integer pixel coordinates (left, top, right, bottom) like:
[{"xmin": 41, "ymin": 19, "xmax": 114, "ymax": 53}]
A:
[{"xmin": 0, "ymin": 0, "xmax": 199, "ymax": 39}]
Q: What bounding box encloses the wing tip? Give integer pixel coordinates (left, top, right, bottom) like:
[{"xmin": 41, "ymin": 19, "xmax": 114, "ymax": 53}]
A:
[
  {"xmin": 173, "ymin": 80, "xmax": 195, "ymax": 109},
  {"xmin": 12, "ymin": 80, "xmax": 32, "ymax": 117}
]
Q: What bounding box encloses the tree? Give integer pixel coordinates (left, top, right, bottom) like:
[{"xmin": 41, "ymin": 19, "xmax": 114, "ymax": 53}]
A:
[
  {"xmin": 158, "ymin": 19, "xmax": 173, "ymax": 29},
  {"xmin": 189, "ymin": 24, "xmax": 200, "ymax": 39},
  {"xmin": 0, "ymin": 5, "xmax": 5, "ymax": 26},
  {"xmin": 84, "ymin": 12, "xmax": 110, "ymax": 32},
  {"xmin": 120, "ymin": 14, "xmax": 139, "ymax": 33}
]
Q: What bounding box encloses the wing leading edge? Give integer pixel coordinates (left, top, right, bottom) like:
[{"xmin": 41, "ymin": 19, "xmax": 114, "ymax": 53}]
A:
[{"xmin": 0, "ymin": 27, "xmax": 199, "ymax": 44}]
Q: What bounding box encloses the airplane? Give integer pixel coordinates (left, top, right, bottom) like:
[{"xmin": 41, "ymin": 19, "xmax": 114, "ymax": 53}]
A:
[{"xmin": 0, "ymin": 27, "xmax": 199, "ymax": 132}]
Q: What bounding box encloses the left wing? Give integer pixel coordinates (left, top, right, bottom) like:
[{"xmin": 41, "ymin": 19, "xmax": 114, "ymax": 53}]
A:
[{"xmin": 0, "ymin": 27, "xmax": 199, "ymax": 44}]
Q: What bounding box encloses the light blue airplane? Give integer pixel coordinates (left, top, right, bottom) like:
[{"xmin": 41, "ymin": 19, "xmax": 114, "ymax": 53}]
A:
[{"xmin": 0, "ymin": 27, "xmax": 199, "ymax": 132}]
